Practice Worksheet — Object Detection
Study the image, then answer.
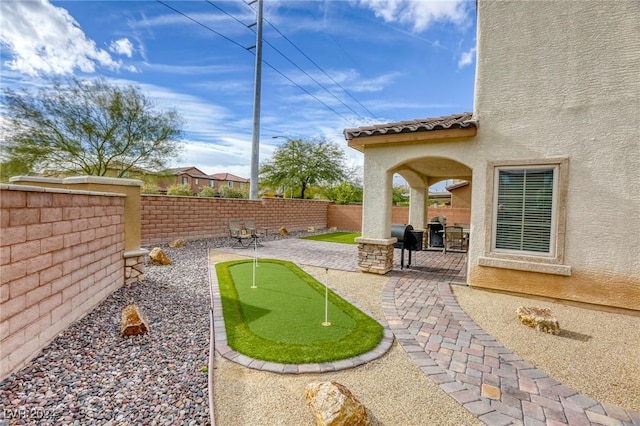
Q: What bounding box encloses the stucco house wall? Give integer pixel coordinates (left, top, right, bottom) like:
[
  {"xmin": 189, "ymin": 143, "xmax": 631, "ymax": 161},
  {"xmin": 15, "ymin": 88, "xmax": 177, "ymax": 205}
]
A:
[{"xmin": 352, "ymin": 0, "xmax": 639, "ymax": 310}]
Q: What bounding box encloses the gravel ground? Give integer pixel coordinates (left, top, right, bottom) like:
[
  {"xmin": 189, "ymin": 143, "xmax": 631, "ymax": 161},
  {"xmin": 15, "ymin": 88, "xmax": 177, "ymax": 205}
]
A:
[
  {"xmin": 0, "ymin": 239, "xmax": 220, "ymax": 425},
  {"xmin": 453, "ymin": 286, "xmax": 640, "ymax": 412}
]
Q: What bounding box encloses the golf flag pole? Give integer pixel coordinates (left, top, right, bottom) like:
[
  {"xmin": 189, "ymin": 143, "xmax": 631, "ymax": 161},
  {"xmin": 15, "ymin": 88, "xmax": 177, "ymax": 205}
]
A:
[
  {"xmin": 322, "ymin": 268, "xmax": 331, "ymax": 326},
  {"xmin": 251, "ymin": 236, "xmax": 258, "ymax": 289}
]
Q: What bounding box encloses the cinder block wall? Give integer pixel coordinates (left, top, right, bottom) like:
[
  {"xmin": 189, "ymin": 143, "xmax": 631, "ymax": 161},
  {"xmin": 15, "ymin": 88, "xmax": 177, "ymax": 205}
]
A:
[
  {"xmin": 327, "ymin": 205, "xmax": 471, "ymax": 231},
  {"xmin": 141, "ymin": 196, "xmax": 330, "ymax": 245},
  {"xmin": 0, "ymin": 185, "xmax": 126, "ymax": 379}
]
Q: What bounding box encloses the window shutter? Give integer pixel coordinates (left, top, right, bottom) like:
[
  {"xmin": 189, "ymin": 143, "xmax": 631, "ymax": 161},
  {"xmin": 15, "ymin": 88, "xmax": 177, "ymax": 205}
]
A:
[{"xmin": 495, "ymin": 168, "xmax": 555, "ymax": 254}]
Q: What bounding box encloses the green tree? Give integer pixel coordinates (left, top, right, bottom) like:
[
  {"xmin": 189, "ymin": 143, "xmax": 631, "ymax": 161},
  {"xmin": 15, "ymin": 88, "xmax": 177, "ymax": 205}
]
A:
[
  {"xmin": 1, "ymin": 78, "xmax": 184, "ymax": 177},
  {"xmin": 0, "ymin": 158, "xmax": 33, "ymax": 182},
  {"xmin": 393, "ymin": 185, "xmax": 409, "ymax": 206},
  {"xmin": 323, "ymin": 181, "xmax": 363, "ymax": 205},
  {"xmin": 260, "ymin": 138, "xmax": 347, "ymax": 199}
]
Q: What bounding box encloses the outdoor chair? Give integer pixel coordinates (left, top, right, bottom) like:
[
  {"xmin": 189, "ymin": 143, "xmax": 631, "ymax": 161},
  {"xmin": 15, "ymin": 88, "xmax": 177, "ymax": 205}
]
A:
[
  {"xmin": 243, "ymin": 219, "xmax": 266, "ymax": 247},
  {"xmin": 229, "ymin": 219, "xmax": 252, "ymax": 248},
  {"xmin": 444, "ymin": 226, "xmax": 466, "ymax": 253}
]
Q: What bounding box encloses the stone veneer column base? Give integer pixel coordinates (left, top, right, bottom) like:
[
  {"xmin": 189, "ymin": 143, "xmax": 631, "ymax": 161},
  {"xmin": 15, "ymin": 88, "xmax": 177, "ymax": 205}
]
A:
[
  {"xmin": 124, "ymin": 249, "xmax": 150, "ymax": 284},
  {"xmin": 355, "ymin": 237, "xmax": 397, "ymax": 275}
]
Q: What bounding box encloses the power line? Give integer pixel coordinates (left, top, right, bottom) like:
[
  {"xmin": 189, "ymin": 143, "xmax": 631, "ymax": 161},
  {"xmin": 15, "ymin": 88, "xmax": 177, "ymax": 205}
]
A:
[
  {"xmin": 263, "ymin": 16, "xmax": 377, "ymax": 119},
  {"xmin": 156, "ymin": 1, "xmax": 247, "ymax": 51},
  {"xmin": 206, "ymin": 0, "xmax": 366, "ymax": 121},
  {"xmin": 156, "ymin": 0, "xmax": 359, "ymax": 125}
]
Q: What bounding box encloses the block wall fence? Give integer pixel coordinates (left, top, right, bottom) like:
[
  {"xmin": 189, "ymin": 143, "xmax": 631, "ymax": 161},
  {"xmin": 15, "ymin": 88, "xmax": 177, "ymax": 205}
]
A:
[
  {"xmin": 1, "ymin": 184, "xmax": 126, "ymax": 379},
  {"xmin": 141, "ymin": 195, "xmax": 331, "ymax": 245},
  {"xmin": 140, "ymin": 196, "xmax": 472, "ymax": 244}
]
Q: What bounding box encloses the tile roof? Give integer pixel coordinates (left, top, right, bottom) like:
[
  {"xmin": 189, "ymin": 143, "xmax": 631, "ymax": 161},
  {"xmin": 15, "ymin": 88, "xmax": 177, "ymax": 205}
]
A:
[
  {"xmin": 211, "ymin": 173, "xmax": 249, "ymax": 183},
  {"xmin": 344, "ymin": 112, "xmax": 476, "ymax": 140}
]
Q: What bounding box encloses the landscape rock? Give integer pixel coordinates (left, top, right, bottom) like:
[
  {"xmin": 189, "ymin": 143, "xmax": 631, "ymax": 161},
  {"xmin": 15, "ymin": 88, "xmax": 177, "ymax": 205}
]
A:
[
  {"xmin": 305, "ymin": 381, "xmax": 369, "ymax": 426},
  {"xmin": 308, "ymin": 226, "xmax": 316, "ymax": 233},
  {"xmin": 279, "ymin": 227, "xmax": 290, "ymax": 236},
  {"xmin": 169, "ymin": 239, "xmax": 185, "ymax": 248},
  {"xmin": 149, "ymin": 247, "xmax": 171, "ymax": 265},
  {"xmin": 516, "ymin": 306, "xmax": 560, "ymax": 335},
  {"xmin": 121, "ymin": 304, "xmax": 150, "ymax": 337}
]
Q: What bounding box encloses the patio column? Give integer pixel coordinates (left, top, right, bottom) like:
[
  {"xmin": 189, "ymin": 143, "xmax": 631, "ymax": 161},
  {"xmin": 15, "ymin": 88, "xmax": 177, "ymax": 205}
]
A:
[
  {"xmin": 356, "ymin": 159, "xmax": 396, "ymax": 274},
  {"xmin": 408, "ymin": 186, "xmax": 427, "ymax": 229},
  {"xmin": 408, "ymin": 185, "xmax": 427, "ymax": 248}
]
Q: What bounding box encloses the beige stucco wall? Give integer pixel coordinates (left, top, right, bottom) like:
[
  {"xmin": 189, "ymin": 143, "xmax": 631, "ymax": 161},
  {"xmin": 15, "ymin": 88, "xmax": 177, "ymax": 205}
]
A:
[{"xmin": 359, "ymin": 0, "xmax": 640, "ymax": 310}]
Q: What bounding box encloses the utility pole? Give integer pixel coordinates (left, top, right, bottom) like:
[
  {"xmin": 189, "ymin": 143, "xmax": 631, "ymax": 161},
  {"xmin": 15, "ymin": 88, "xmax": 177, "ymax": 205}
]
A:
[{"xmin": 248, "ymin": 0, "xmax": 263, "ymax": 200}]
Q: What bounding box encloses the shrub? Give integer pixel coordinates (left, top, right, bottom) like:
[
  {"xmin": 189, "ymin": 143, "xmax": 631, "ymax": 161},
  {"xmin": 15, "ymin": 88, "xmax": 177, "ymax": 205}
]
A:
[
  {"xmin": 219, "ymin": 186, "xmax": 248, "ymax": 199},
  {"xmin": 167, "ymin": 183, "xmax": 192, "ymax": 196},
  {"xmin": 199, "ymin": 186, "xmax": 216, "ymax": 197},
  {"xmin": 141, "ymin": 182, "xmax": 160, "ymax": 194}
]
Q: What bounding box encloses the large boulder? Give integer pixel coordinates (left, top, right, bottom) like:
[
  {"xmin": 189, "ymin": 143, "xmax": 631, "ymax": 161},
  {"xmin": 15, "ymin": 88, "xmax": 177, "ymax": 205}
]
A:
[
  {"xmin": 516, "ymin": 306, "xmax": 560, "ymax": 335},
  {"xmin": 149, "ymin": 247, "xmax": 171, "ymax": 265},
  {"xmin": 121, "ymin": 304, "xmax": 150, "ymax": 337},
  {"xmin": 305, "ymin": 381, "xmax": 369, "ymax": 426}
]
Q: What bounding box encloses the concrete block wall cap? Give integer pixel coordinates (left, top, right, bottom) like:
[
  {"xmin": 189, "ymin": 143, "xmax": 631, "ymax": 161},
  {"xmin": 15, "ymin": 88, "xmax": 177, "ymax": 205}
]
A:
[
  {"xmin": 63, "ymin": 176, "xmax": 143, "ymax": 186},
  {"xmin": 9, "ymin": 176, "xmax": 64, "ymax": 184},
  {"xmin": 0, "ymin": 183, "xmax": 126, "ymax": 197},
  {"xmin": 123, "ymin": 249, "xmax": 150, "ymax": 258},
  {"xmin": 355, "ymin": 237, "xmax": 397, "ymax": 245}
]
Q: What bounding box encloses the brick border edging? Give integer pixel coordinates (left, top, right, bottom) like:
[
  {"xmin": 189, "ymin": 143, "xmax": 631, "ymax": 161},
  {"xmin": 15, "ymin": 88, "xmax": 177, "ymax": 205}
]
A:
[
  {"xmin": 382, "ymin": 273, "xmax": 640, "ymax": 425},
  {"xmin": 207, "ymin": 254, "xmax": 394, "ymax": 374}
]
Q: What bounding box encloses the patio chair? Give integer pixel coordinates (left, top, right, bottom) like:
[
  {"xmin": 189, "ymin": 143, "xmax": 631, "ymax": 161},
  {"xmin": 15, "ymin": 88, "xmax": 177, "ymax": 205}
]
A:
[
  {"xmin": 229, "ymin": 219, "xmax": 252, "ymax": 248},
  {"xmin": 243, "ymin": 219, "xmax": 266, "ymax": 247},
  {"xmin": 444, "ymin": 226, "xmax": 466, "ymax": 253}
]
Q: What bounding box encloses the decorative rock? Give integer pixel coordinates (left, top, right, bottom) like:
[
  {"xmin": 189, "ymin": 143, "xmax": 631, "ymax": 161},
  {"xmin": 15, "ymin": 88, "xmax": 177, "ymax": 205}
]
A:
[
  {"xmin": 149, "ymin": 247, "xmax": 171, "ymax": 265},
  {"xmin": 279, "ymin": 227, "xmax": 290, "ymax": 236},
  {"xmin": 169, "ymin": 239, "xmax": 186, "ymax": 248},
  {"xmin": 516, "ymin": 306, "xmax": 560, "ymax": 335},
  {"xmin": 308, "ymin": 226, "xmax": 316, "ymax": 233},
  {"xmin": 305, "ymin": 381, "xmax": 369, "ymax": 426},
  {"xmin": 121, "ymin": 304, "xmax": 150, "ymax": 337}
]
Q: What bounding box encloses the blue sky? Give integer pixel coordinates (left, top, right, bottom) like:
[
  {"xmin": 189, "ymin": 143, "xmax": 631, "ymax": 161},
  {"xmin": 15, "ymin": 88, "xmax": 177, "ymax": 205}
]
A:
[{"xmin": 1, "ymin": 0, "xmax": 477, "ymax": 190}]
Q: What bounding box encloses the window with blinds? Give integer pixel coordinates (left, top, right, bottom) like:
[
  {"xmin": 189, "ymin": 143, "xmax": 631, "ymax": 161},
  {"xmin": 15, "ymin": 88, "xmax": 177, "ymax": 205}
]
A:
[{"xmin": 493, "ymin": 166, "xmax": 557, "ymax": 255}]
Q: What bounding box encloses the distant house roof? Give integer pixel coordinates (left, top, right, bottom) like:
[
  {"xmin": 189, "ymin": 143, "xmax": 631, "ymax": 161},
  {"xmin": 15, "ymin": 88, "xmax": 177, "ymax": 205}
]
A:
[
  {"xmin": 165, "ymin": 166, "xmax": 210, "ymax": 179},
  {"xmin": 211, "ymin": 173, "xmax": 249, "ymax": 183},
  {"xmin": 446, "ymin": 181, "xmax": 470, "ymax": 192}
]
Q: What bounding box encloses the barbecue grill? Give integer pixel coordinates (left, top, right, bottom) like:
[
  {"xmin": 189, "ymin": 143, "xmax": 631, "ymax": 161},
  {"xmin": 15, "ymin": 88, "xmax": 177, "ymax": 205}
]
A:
[{"xmin": 391, "ymin": 224, "xmax": 424, "ymax": 269}]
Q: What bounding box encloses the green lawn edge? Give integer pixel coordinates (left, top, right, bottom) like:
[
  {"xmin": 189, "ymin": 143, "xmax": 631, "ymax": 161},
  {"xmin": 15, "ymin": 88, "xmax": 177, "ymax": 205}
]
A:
[
  {"xmin": 300, "ymin": 232, "xmax": 361, "ymax": 244},
  {"xmin": 215, "ymin": 259, "xmax": 383, "ymax": 364}
]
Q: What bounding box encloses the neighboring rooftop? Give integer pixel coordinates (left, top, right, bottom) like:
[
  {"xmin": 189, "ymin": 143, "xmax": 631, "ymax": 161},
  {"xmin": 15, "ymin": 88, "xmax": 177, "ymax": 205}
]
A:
[{"xmin": 211, "ymin": 173, "xmax": 249, "ymax": 183}]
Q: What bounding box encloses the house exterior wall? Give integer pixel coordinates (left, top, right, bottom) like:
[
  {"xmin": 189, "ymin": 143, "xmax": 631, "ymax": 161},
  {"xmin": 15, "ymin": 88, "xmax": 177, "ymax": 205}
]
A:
[
  {"xmin": 358, "ymin": 0, "xmax": 639, "ymax": 310},
  {"xmin": 468, "ymin": 0, "xmax": 640, "ymax": 310},
  {"xmin": 1, "ymin": 185, "xmax": 126, "ymax": 379},
  {"xmin": 141, "ymin": 196, "xmax": 330, "ymax": 245}
]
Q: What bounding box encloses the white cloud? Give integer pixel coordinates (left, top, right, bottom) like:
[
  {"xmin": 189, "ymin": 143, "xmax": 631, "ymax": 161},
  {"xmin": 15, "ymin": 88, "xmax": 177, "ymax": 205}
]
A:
[
  {"xmin": 0, "ymin": 0, "xmax": 122, "ymax": 76},
  {"xmin": 458, "ymin": 46, "xmax": 476, "ymax": 69},
  {"xmin": 109, "ymin": 38, "xmax": 134, "ymax": 57},
  {"xmin": 356, "ymin": 0, "xmax": 470, "ymax": 32}
]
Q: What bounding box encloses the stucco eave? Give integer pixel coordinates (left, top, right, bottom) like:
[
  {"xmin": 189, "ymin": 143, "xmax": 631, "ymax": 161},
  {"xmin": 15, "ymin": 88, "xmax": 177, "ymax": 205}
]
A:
[{"xmin": 347, "ymin": 128, "xmax": 477, "ymax": 152}]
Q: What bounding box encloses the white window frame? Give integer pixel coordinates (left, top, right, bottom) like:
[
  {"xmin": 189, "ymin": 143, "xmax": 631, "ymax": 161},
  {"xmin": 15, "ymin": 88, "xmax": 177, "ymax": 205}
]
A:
[
  {"xmin": 479, "ymin": 158, "xmax": 570, "ymax": 276},
  {"xmin": 195, "ymin": 178, "xmax": 199, "ymax": 185},
  {"xmin": 181, "ymin": 176, "xmax": 188, "ymax": 184},
  {"xmin": 492, "ymin": 165, "xmax": 558, "ymax": 257}
]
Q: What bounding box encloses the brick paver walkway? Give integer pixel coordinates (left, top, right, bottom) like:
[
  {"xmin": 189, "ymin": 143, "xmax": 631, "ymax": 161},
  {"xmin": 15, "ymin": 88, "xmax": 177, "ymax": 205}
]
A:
[{"xmin": 211, "ymin": 239, "xmax": 640, "ymax": 425}]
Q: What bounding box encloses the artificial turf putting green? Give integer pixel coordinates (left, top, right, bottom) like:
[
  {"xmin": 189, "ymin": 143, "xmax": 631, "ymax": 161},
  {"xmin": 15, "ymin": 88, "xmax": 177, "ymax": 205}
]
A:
[
  {"xmin": 300, "ymin": 232, "xmax": 361, "ymax": 244},
  {"xmin": 215, "ymin": 259, "xmax": 383, "ymax": 364}
]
